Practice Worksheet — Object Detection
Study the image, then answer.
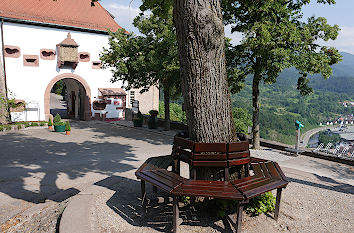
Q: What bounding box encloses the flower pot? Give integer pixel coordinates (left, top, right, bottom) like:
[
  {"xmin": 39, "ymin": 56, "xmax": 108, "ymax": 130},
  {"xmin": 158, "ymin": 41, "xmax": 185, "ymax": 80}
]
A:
[
  {"xmin": 148, "ymin": 116, "xmax": 158, "ymax": 129},
  {"xmin": 66, "ymin": 131, "xmax": 70, "ymax": 135},
  {"xmin": 133, "ymin": 119, "xmax": 143, "ymax": 127},
  {"xmin": 54, "ymin": 125, "xmax": 66, "ymax": 132}
]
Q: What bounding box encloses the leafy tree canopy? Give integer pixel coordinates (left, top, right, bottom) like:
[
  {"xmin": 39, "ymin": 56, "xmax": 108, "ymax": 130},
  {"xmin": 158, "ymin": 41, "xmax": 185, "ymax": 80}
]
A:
[
  {"xmin": 100, "ymin": 12, "xmax": 179, "ymax": 94},
  {"xmin": 222, "ymin": 0, "xmax": 342, "ymax": 95}
]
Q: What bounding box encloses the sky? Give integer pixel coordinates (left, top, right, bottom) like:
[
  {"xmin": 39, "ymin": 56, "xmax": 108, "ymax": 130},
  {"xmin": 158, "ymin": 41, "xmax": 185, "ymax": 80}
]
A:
[{"xmin": 99, "ymin": 0, "xmax": 354, "ymax": 54}]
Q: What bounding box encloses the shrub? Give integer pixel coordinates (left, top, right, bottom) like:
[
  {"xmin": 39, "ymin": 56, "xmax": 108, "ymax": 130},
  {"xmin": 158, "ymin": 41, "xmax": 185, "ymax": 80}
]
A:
[
  {"xmin": 149, "ymin": 110, "xmax": 159, "ymax": 116},
  {"xmin": 65, "ymin": 121, "xmax": 71, "ymax": 131},
  {"xmin": 54, "ymin": 121, "xmax": 65, "ymax": 126},
  {"xmin": 17, "ymin": 124, "xmax": 22, "ymax": 130},
  {"xmin": 24, "ymin": 122, "xmax": 30, "ymax": 128},
  {"xmin": 30, "ymin": 122, "xmax": 39, "ymax": 127},
  {"xmin": 4, "ymin": 125, "xmax": 12, "ymax": 130},
  {"xmin": 0, "ymin": 125, "xmax": 3, "ymax": 131},
  {"xmin": 245, "ymin": 192, "xmax": 276, "ymax": 216},
  {"xmin": 53, "ymin": 114, "xmax": 61, "ymax": 124},
  {"xmin": 39, "ymin": 121, "xmax": 45, "ymax": 126},
  {"xmin": 48, "ymin": 118, "xmax": 53, "ymax": 126}
]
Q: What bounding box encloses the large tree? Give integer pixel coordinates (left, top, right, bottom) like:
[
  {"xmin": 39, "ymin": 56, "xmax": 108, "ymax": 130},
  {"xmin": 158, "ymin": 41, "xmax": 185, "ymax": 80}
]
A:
[
  {"xmin": 223, "ymin": 0, "xmax": 342, "ymax": 149},
  {"xmin": 173, "ymin": 0, "xmax": 236, "ymax": 143},
  {"xmin": 101, "ymin": 12, "xmax": 180, "ymax": 130}
]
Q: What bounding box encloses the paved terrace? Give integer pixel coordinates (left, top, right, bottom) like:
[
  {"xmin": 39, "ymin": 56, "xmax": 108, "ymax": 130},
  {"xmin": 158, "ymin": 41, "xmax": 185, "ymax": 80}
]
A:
[{"xmin": 0, "ymin": 121, "xmax": 353, "ymax": 232}]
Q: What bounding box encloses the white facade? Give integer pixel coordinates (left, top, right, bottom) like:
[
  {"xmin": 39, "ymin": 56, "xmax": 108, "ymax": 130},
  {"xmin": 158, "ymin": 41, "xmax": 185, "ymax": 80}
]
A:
[{"xmin": 1, "ymin": 22, "xmax": 158, "ymax": 121}]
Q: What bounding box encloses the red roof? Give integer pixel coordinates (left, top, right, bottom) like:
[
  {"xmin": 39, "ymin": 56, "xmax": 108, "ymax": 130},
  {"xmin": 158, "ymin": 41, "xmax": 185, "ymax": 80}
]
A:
[{"xmin": 0, "ymin": 0, "xmax": 122, "ymax": 32}]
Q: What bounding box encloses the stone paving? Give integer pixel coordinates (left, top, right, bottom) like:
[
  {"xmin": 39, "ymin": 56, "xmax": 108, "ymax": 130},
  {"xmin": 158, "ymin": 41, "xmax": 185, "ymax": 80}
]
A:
[{"xmin": 0, "ymin": 120, "xmax": 353, "ymax": 232}]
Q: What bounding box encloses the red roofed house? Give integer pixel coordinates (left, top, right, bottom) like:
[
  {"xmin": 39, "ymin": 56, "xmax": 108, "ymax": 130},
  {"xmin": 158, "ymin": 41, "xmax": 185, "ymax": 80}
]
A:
[{"xmin": 0, "ymin": 0, "xmax": 159, "ymax": 121}]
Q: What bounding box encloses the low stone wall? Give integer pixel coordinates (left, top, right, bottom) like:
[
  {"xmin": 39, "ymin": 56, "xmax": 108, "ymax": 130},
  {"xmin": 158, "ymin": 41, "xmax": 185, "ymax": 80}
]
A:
[{"xmin": 147, "ymin": 118, "xmax": 353, "ymax": 166}]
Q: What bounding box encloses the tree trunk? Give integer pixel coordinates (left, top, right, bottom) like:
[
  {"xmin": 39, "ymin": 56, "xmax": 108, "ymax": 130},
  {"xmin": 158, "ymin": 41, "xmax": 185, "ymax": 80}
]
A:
[
  {"xmin": 0, "ymin": 55, "xmax": 9, "ymax": 125},
  {"xmin": 252, "ymin": 71, "xmax": 261, "ymax": 149},
  {"xmin": 163, "ymin": 83, "xmax": 171, "ymax": 131},
  {"xmin": 173, "ymin": 0, "xmax": 236, "ymax": 143}
]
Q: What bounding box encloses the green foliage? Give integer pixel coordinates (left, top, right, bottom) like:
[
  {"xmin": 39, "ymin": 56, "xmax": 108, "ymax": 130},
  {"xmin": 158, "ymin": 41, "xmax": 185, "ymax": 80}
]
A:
[
  {"xmin": 149, "ymin": 110, "xmax": 159, "ymax": 116},
  {"xmin": 245, "ymin": 192, "xmax": 276, "ymax": 216},
  {"xmin": 158, "ymin": 101, "xmax": 186, "ymax": 123},
  {"xmin": 39, "ymin": 121, "xmax": 45, "ymax": 126},
  {"xmin": 17, "ymin": 124, "xmax": 22, "ymax": 130},
  {"xmin": 4, "ymin": 124, "xmax": 12, "ymax": 130},
  {"xmin": 54, "ymin": 121, "xmax": 65, "ymax": 126},
  {"xmin": 100, "ymin": 10, "xmax": 180, "ymax": 124},
  {"xmin": 48, "ymin": 118, "xmax": 53, "ymax": 126},
  {"xmin": 53, "ymin": 114, "xmax": 61, "ymax": 124},
  {"xmin": 233, "ymin": 107, "xmax": 252, "ymax": 134},
  {"xmin": 0, "ymin": 125, "xmax": 3, "ymax": 131},
  {"xmin": 30, "ymin": 122, "xmax": 39, "ymax": 127},
  {"xmin": 51, "ymin": 80, "xmax": 65, "ymax": 96},
  {"xmin": 65, "ymin": 121, "xmax": 71, "ymax": 131},
  {"xmin": 24, "ymin": 122, "xmax": 30, "ymax": 128},
  {"xmin": 318, "ymin": 131, "xmax": 341, "ymax": 145}
]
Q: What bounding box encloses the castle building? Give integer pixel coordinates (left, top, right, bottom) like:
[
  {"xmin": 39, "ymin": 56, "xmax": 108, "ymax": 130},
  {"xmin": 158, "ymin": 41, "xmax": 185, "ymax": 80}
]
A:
[{"xmin": 0, "ymin": 0, "xmax": 158, "ymax": 121}]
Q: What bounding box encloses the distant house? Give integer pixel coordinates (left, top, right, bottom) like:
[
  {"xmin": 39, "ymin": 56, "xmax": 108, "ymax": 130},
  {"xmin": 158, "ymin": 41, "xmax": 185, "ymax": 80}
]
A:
[{"xmin": 0, "ymin": 0, "xmax": 158, "ymax": 121}]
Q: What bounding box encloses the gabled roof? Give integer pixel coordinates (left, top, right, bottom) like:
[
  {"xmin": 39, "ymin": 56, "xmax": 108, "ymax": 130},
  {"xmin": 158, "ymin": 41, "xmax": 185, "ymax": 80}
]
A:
[
  {"xmin": 0, "ymin": 0, "xmax": 122, "ymax": 32},
  {"xmin": 99, "ymin": 88, "xmax": 127, "ymax": 96}
]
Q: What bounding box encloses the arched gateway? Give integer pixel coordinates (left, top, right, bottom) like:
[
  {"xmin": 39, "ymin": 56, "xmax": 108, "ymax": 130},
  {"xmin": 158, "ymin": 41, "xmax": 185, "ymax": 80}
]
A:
[{"xmin": 44, "ymin": 73, "xmax": 91, "ymax": 121}]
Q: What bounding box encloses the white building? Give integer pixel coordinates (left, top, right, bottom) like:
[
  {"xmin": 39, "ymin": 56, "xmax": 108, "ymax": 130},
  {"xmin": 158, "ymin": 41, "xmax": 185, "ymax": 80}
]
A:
[{"xmin": 0, "ymin": 0, "xmax": 158, "ymax": 121}]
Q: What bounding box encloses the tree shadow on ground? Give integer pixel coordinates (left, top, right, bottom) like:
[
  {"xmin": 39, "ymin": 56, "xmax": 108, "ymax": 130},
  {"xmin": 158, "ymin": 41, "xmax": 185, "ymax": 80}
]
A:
[
  {"xmin": 96, "ymin": 175, "xmax": 236, "ymax": 233},
  {"xmin": 306, "ymin": 159, "xmax": 354, "ymax": 182},
  {"xmin": 70, "ymin": 120, "xmax": 174, "ymax": 146},
  {"xmin": 0, "ymin": 131, "xmax": 138, "ymax": 205}
]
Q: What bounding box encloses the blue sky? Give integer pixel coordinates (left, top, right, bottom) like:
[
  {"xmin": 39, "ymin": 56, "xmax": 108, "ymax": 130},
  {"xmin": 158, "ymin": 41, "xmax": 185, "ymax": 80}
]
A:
[{"xmin": 100, "ymin": 0, "xmax": 354, "ymax": 54}]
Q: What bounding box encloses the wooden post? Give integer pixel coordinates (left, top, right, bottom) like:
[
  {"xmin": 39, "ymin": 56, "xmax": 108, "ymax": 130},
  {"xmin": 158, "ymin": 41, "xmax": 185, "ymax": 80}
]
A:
[
  {"xmin": 173, "ymin": 195, "xmax": 179, "ymax": 233},
  {"xmin": 224, "ymin": 167, "xmax": 230, "ymax": 181},
  {"xmin": 244, "ymin": 164, "xmax": 249, "ymax": 177},
  {"xmin": 236, "ymin": 201, "xmax": 243, "ymax": 233},
  {"xmin": 274, "ymin": 188, "xmax": 282, "ymax": 221},
  {"xmin": 141, "ymin": 180, "xmax": 146, "ymax": 219}
]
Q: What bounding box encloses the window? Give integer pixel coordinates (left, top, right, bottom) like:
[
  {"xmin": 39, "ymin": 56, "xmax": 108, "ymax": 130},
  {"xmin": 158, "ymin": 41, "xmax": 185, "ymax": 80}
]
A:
[
  {"xmin": 92, "ymin": 61, "xmax": 101, "ymax": 69},
  {"xmin": 79, "ymin": 52, "xmax": 90, "ymax": 62},
  {"xmin": 23, "ymin": 55, "xmax": 39, "ymax": 67},
  {"xmin": 4, "ymin": 45, "xmax": 21, "ymax": 58},
  {"xmin": 130, "ymin": 91, "xmax": 135, "ymax": 105},
  {"xmin": 40, "ymin": 49, "xmax": 56, "ymax": 60}
]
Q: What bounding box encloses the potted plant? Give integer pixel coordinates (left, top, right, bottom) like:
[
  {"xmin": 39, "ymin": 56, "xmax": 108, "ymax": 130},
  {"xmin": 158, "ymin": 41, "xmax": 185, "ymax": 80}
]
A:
[
  {"xmin": 65, "ymin": 121, "xmax": 71, "ymax": 135},
  {"xmin": 48, "ymin": 118, "xmax": 53, "ymax": 130},
  {"xmin": 133, "ymin": 111, "xmax": 144, "ymax": 127},
  {"xmin": 148, "ymin": 110, "xmax": 158, "ymax": 129},
  {"xmin": 53, "ymin": 114, "xmax": 65, "ymax": 132}
]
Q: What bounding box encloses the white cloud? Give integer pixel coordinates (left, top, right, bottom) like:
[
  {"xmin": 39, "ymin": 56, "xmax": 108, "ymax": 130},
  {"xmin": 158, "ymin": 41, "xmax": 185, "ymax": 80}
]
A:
[
  {"xmin": 106, "ymin": 4, "xmax": 141, "ymax": 33},
  {"xmin": 224, "ymin": 24, "xmax": 243, "ymax": 45},
  {"xmin": 320, "ymin": 26, "xmax": 354, "ymax": 54}
]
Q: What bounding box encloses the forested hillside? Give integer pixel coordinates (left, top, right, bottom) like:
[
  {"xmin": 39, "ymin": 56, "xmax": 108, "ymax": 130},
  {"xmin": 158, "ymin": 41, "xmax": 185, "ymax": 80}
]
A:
[
  {"xmin": 160, "ymin": 52, "xmax": 353, "ymax": 145},
  {"xmin": 231, "ymin": 52, "xmax": 354, "ymax": 144}
]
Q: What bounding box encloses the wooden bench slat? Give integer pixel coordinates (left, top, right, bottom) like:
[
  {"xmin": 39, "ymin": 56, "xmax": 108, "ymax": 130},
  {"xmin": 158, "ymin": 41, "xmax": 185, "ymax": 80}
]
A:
[
  {"xmin": 136, "ymin": 173, "xmax": 177, "ymax": 193},
  {"xmin": 228, "ymin": 151, "xmax": 250, "ymax": 159},
  {"xmin": 260, "ymin": 163, "xmax": 271, "ymax": 178},
  {"xmin": 265, "ymin": 162, "xmax": 282, "ymax": 180},
  {"xmin": 241, "ymin": 180, "xmax": 288, "ymax": 199},
  {"xmin": 140, "ymin": 171, "xmax": 183, "ymax": 190},
  {"xmin": 194, "ymin": 142, "xmax": 227, "ymax": 153},
  {"xmin": 192, "ymin": 160, "xmax": 228, "ymax": 167},
  {"xmin": 228, "ymin": 141, "xmax": 249, "ymax": 152},
  {"xmin": 228, "ymin": 158, "xmax": 250, "ymax": 166},
  {"xmin": 193, "ymin": 153, "xmax": 227, "ymax": 160},
  {"xmin": 153, "ymin": 169, "xmax": 187, "ymax": 182},
  {"xmin": 251, "ymin": 163, "xmax": 264, "ymax": 177}
]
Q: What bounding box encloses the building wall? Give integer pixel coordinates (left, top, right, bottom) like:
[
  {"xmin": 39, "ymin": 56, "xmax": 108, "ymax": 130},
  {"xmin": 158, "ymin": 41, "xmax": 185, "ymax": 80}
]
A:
[{"xmin": 2, "ymin": 22, "xmax": 158, "ymax": 121}]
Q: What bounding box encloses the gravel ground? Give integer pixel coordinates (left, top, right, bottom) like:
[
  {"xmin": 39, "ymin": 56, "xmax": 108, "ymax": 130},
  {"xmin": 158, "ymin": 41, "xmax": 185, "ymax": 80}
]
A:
[
  {"xmin": 90, "ymin": 168, "xmax": 353, "ymax": 233},
  {"xmin": 1, "ymin": 201, "xmax": 67, "ymax": 233}
]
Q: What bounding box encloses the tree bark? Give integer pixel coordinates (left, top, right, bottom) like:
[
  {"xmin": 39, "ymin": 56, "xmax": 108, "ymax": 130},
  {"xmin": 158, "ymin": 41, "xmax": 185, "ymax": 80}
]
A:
[
  {"xmin": 252, "ymin": 70, "xmax": 261, "ymax": 149},
  {"xmin": 173, "ymin": 0, "xmax": 236, "ymax": 143},
  {"xmin": 0, "ymin": 55, "xmax": 9, "ymax": 125},
  {"xmin": 163, "ymin": 83, "xmax": 171, "ymax": 131}
]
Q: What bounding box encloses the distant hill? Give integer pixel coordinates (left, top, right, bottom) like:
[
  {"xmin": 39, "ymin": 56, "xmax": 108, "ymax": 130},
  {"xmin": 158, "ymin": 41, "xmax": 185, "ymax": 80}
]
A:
[{"xmin": 276, "ymin": 52, "xmax": 354, "ymax": 95}]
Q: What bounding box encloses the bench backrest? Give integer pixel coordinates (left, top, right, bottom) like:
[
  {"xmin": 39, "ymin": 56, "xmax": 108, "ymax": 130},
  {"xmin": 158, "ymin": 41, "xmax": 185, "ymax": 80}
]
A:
[{"xmin": 173, "ymin": 136, "xmax": 250, "ymax": 167}]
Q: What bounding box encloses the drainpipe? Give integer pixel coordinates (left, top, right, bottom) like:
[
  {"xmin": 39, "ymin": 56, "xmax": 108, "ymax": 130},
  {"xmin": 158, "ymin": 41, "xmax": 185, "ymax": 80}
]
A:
[{"xmin": 1, "ymin": 19, "xmax": 8, "ymax": 97}]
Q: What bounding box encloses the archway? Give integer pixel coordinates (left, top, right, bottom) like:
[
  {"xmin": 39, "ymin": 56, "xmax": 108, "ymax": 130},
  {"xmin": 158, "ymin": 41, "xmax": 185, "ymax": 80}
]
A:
[{"xmin": 44, "ymin": 73, "xmax": 91, "ymax": 121}]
